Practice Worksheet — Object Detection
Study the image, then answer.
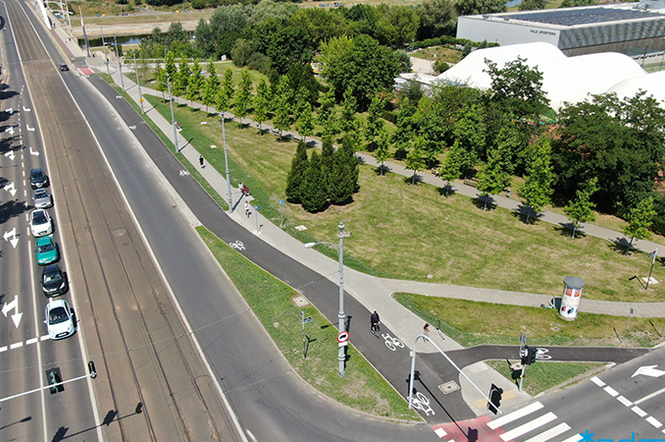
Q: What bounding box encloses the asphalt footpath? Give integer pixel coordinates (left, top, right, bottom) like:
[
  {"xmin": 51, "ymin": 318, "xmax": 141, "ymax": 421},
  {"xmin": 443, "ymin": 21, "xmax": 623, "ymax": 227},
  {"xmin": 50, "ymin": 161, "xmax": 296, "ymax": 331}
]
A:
[{"xmin": 36, "ymin": 16, "xmax": 663, "ymax": 424}]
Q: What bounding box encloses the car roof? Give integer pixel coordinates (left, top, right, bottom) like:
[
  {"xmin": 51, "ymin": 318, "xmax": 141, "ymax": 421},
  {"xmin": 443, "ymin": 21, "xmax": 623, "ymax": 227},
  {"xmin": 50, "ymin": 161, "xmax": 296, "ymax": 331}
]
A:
[
  {"xmin": 35, "ymin": 188, "xmax": 48, "ymax": 194},
  {"xmin": 36, "ymin": 236, "xmax": 52, "ymax": 244},
  {"xmin": 48, "ymin": 299, "xmax": 68, "ymax": 309},
  {"xmin": 32, "ymin": 168, "xmax": 43, "ymax": 174},
  {"xmin": 33, "ymin": 209, "xmax": 47, "ymax": 216},
  {"xmin": 43, "ymin": 263, "xmax": 60, "ymax": 273}
]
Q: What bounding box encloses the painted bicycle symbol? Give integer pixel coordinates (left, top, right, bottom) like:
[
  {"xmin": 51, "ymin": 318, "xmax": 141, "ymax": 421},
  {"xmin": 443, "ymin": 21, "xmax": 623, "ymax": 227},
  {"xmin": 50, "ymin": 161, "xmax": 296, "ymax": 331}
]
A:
[
  {"xmin": 536, "ymin": 348, "xmax": 551, "ymax": 360},
  {"xmin": 411, "ymin": 392, "xmax": 435, "ymax": 416},
  {"xmin": 229, "ymin": 240, "xmax": 245, "ymax": 251},
  {"xmin": 179, "ymin": 170, "xmax": 190, "ymax": 176},
  {"xmin": 381, "ymin": 333, "xmax": 404, "ymax": 351}
]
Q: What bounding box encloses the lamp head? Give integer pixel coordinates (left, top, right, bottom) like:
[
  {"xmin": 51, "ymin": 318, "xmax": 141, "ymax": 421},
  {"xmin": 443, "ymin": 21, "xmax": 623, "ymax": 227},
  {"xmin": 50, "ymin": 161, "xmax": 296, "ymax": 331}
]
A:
[{"xmin": 304, "ymin": 242, "xmax": 316, "ymax": 249}]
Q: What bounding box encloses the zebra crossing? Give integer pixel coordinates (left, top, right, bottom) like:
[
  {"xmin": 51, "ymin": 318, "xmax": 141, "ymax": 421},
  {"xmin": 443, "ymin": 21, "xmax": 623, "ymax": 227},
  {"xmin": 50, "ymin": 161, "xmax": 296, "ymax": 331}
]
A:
[{"xmin": 431, "ymin": 401, "xmax": 580, "ymax": 442}]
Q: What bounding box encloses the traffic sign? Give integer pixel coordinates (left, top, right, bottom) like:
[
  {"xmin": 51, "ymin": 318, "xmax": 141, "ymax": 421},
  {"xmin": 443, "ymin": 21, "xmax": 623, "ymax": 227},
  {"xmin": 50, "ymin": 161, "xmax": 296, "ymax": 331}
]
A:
[
  {"xmin": 337, "ymin": 331, "xmax": 349, "ymax": 343},
  {"xmin": 303, "ymin": 316, "xmax": 312, "ymax": 323}
]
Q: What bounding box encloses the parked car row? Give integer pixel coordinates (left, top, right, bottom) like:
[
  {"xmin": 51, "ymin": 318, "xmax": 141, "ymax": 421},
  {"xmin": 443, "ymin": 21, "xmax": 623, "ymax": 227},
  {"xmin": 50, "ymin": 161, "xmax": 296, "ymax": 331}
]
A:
[{"xmin": 29, "ymin": 168, "xmax": 75, "ymax": 340}]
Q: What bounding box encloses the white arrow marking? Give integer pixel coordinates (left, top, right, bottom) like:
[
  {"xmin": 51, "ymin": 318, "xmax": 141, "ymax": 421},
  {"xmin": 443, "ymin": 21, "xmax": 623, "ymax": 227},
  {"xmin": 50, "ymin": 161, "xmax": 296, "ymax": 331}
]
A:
[
  {"xmin": 6, "ymin": 107, "xmax": 13, "ymax": 114},
  {"xmin": 632, "ymin": 365, "xmax": 665, "ymax": 378},
  {"xmin": 4, "ymin": 150, "xmax": 15, "ymax": 160},
  {"xmin": 128, "ymin": 125, "xmax": 136, "ymax": 130},
  {"xmin": 4, "ymin": 181, "xmax": 16, "ymax": 196},
  {"xmin": 23, "ymin": 106, "xmax": 31, "ymax": 112},
  {"xmin": 5, "ymin": 126, "xmax": 14, "ymax": 135},
  {"xmin": 26, "ymin": 125, "xmax": 35, "ymax": 132},
  {"xmin": 2, "ymin": 296, "xmax": 23, "ymax": 328},
  {"xmin": 3, "ymin": 227, "xmax": 19, "ymax": 248},
  {"xmin": 29, "ymin": 147, "xmax": 40, "ymax": 156}
]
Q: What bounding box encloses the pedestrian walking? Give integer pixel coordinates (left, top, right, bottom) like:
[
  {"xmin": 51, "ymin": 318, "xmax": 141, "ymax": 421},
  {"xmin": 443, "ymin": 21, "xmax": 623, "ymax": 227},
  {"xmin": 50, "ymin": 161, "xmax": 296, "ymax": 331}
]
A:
[
  {"xmin": 244, "ymin": 200, "xmax": 250, "ymax": 218},
  {"xmin": 423, "ymin": 323, "xmax": 430, "ymax": 337},
  {"xmin": 199, "ymin": 155, "xmax": 205, "ymax": 168},
  {"xmin": 370, "ymin": 311, "xmax": 380, "ymax": 336}
]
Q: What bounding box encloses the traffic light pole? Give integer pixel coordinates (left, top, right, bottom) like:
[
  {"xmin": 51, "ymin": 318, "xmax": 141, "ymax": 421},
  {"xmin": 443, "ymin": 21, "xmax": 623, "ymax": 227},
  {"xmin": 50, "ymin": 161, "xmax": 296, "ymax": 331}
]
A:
[
  {"xmin": 408, "ymin": 335, "xmax": 501, "ymax": 414},
  {"xmin": 0, "ymin": 361, "xmax": 96, "ymax": 404}
]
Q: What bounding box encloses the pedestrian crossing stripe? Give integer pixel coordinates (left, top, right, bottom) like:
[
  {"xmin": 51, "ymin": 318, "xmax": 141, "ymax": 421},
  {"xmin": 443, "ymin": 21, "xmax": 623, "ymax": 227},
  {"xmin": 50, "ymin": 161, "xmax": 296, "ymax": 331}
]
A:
[
  {"xmin": 500, "ymin": 412, "xmax": 557, "ymax": 441},
  {"xmin": 522, "ymin": 422, "xmax": 570, "ymax": 442},
  {"xmin": 488, "ymin": 401, "xmax": 544, "ymax": 429}
]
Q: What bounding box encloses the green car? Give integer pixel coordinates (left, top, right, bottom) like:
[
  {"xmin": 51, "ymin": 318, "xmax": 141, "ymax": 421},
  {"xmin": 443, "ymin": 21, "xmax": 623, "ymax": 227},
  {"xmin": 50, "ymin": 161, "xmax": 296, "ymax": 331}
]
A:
[{"xmin": 35, "ymin": 236, "xmax": 59, "ymax": 265}]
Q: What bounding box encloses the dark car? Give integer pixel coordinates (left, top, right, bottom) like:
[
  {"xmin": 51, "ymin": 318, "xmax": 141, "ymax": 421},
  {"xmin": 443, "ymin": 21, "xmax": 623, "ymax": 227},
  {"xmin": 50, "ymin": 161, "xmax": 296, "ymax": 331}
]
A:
[
  {"xmin": 59, "ymin": 64, "xmax": 69, "ymax": 71},
  {"xmin": 42, "ymin": 264, "xmax": 69, "ymax": 297},
  {"xmin": 30, "ymin": 168, "xmax": 49, "ymax": 189}
]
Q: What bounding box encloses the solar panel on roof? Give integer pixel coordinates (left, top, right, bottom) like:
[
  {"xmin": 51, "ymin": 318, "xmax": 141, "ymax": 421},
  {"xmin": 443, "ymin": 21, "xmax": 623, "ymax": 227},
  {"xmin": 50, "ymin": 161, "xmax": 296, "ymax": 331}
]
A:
[{"xmin": 500, "ymin": 7, "xmax": 664, "ymax": 26}]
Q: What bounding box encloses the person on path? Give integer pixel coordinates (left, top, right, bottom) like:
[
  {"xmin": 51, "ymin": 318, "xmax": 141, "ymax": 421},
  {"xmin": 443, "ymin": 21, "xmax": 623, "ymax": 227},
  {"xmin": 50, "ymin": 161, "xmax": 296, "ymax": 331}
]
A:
[
  {"xmin": 370, "ymin": 311, "xmax": 380, "ymax": 336},
  {"xmin": 199, "ymin": 155, "xmax": 205, "ymax": 168},
  {"xmin": 423, "ymin": 323, "xmax": 430, "ymax": 338},
  {"xmin": 244, "ymin": 200, "xmax": 250, "ymax": 218}
]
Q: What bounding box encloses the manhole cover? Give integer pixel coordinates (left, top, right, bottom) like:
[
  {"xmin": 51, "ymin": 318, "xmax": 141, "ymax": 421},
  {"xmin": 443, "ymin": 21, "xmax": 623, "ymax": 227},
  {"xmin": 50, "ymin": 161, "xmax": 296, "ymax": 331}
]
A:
[
  {"xmin": 112, "ymin": 228, "xmax": 127, "ymax": 237},
  {"xmin": 292, "ymin": 296, "xmax": 309, "ymax": 307},
  {"xmin": 438, "ymin": 381, "xmax": 459, "ymax": 394}
]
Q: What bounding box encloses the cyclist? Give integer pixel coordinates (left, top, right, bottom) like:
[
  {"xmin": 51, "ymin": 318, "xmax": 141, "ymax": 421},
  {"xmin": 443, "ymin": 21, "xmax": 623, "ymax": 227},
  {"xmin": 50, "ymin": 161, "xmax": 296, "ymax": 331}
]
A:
[{"xmin": 370, "ymin": 311, "xmax": 380, "ymax": 336}]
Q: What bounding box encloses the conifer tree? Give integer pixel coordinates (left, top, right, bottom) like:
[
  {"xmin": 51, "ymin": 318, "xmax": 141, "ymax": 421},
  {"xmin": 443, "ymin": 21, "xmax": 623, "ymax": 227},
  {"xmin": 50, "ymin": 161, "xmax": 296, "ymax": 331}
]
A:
[
  {"xmin": 300, "ymin": 151, "xmax": 328, "ymax": 213},
  {"xmin": 329, "ymin": 133, "xmax": 359, "ymax": 204},
  {"xmin": 285, "ymin": 140, "xmax": 309, "ymax": 203}
]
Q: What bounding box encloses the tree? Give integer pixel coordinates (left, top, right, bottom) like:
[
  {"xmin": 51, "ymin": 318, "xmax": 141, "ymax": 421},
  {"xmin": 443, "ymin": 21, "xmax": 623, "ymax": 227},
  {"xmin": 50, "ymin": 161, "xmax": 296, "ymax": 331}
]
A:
[
  {"xmin": 392, "ymin": 97, "xmax": 418, "ymax": 159},
  {"xmin": 451, "ymin": 103, "xmax": 485, "ymax": 171},
  {"xmin": 317, "ymin": 88, "xmax": 337, "ymax": 130},
  {"xmin": 273, "ymin": 75, "xmax": 293, "ymax": 140},
  {"xmin": 329, "ymin": 133, "xmax": 359, "ymax": 204},
  {"xmin": 174, "ymin": 57, "xmax": 190, "ymax": 97},
  {"xmin": 373, "ymin": 4, "xmax": 420, "ymax": 48},
  {"xmin": 340, "ymin": 87, "xmax": 359, "ymax": 134},
  {"xmin": 186, "ymin": 59, "xmax": 203, "ymax": 105},
  {"xmin": 234, "ymin": 69, "xmax": 253, "ymax": 125},
  {"xmin": 455, "ymin": 0, "xmax": 506, "ymax": 16},
  {"xmin": 439, "ymin": 143, "xmax": 463, "ymax": 196},
  {"xmin": 364, "ymin": 93, "xmax": 385, "ymax": 151},
  {"xmin": 164, "ymin": 50, "xmax": 177, "ymax": 82},
  {"xmin": 477, "ymin": 143, "xmax": 511, "ymax": 210},
  {"xmin": 420, "ymin": 0, "xmax": 457, "ymax": 38},
  {"xmin": 373, "ymin": 127, "xmax": 391, "ymax": 175},
  {"xmin": 622, "ymin": 197, "xmax": 656, "ymax": 254},
  {"xmin": 253, "ymin": 78, "xmax": 270, "ymax": 133},
  {"xmin": 202, "ymin": 60, "xmax": 219, "ymax": 113},
  {"xmin": 155, "ymin": 66, "xmax": 168, "ymax": 99},
  {"xmin": 553, "ymin": 92, "xmax": 665, "ymax": 214},
  {"xmin": 520, "ymin": 137, "xmax": 554, "ymax": 223},
  {"xmin": 318, "ymin": 34, "xmax": 402, "ymax": 111},
  {"xmin": 231, "ymin": 38, "xmax": 253, "ymax": 67},
  {"xmin": 218, "ymin": 69, "xmax": 235, "ymax": 117},
  {"xmin": 285, "ymin": 140, "xmax": 308, "ymax": 203},
  {"xmin": 564, "ymin": 178, "xmax": 598, "ymax": 238},
  {"xmin": 296, "ymin": 102, "xmax": 315, "ymax": 144},
  {"xmin": 405, "ymin": 136, "xmax": 427, "ymax": 185},
  {"xmin": 300, "ymin": 151, "xmax": 328, "ymax": 213}
]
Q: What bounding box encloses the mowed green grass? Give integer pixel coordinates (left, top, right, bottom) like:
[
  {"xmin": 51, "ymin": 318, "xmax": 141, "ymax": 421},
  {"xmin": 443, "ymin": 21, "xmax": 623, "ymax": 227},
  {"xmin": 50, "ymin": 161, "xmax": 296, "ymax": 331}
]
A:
[
  {"xmin": 146, "ymin": 95, "xmax": 665, "ymax": 303},
  {"xmin": 197, "ymin": 226, "xmax": 419, "ymax": 420}
]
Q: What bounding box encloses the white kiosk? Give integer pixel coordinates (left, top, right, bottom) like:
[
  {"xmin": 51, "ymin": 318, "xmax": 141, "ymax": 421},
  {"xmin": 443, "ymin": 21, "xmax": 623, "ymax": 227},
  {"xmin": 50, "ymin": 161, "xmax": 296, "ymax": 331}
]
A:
[{"xmin": 560, "ymin": 276, "xmax": 585, "ymax": 320}]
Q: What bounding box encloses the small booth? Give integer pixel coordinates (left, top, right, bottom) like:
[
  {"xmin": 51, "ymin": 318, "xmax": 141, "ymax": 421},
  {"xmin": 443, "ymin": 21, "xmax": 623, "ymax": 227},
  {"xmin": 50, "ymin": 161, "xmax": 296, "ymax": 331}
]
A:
[{"xmin": 560, "ymin": 276, "xmax": 585, "ymax": 321}]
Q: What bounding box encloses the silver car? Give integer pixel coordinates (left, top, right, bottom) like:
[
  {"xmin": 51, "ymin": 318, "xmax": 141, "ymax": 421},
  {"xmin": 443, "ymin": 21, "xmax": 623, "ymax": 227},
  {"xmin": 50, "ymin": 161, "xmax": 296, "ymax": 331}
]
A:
[{"xmin": 33, "ymin": 188, "xmax": 53, "ymax": 209}]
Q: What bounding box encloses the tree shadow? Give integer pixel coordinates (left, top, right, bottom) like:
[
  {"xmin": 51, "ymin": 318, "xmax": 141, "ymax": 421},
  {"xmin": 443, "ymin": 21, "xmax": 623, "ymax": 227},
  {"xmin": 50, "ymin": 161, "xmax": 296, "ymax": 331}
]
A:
[
  {"xmin": 0, "ymin": 88, "xmax": 19, "ymax": 102},
  {"xmin": 0, "ymin": 134, "xmax": 21, "ymax": 155},
  {"xmin": 609, "ymin": 237, "xmax": 632, "ymax": 255},
  {"xmin": 436, "ymin": 184, "xmax": 456, "ymax": 197},
  {"xmin": 0, "ymin": 199, "xmax": 30, "ymax": 224},
  {"xmin": 472, "ymin": 195, "xmax": 496, "ymax": 211},
  {"xmin": 402, "ymin": 174, "xmax": 422, "ymax": 185}
]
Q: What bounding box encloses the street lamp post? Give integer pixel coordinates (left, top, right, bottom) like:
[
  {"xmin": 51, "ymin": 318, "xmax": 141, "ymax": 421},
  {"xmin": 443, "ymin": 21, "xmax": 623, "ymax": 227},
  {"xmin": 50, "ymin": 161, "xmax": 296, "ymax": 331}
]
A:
[
  {"xmin": 200, "ymin": 120, "xmax": 233, "ymax": 212},
  {"xmin": 165, "ymin": 73, "xmax": 178, "ymax": 152},
  {"xmin": 304, "ymin": 221, "xmax": 346, "ymax": 377},
  {"xmin": 133, "ymin": 53, "xmax": 144, "ymax": 114},
  {"xmin": 100, "ymin": 27, "xmax": 110, "ymax": 76}
]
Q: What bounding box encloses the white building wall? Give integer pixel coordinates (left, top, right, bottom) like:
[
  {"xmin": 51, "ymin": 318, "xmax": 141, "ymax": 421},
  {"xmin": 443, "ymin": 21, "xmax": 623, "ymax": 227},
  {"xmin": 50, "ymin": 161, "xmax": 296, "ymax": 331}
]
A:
[{"xmin": 457, "ymin": 16, "xmax": 562, "ymax": 47}]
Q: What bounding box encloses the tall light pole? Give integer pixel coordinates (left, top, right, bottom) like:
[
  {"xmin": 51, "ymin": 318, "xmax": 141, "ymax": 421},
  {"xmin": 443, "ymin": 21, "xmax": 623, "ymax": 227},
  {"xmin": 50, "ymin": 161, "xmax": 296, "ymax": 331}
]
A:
[
  {"xmin": 166, "ymin": 73, "xmax": 178, "ymax": 152},
  {"xmin": 133, "ymin": 53, "xmax": 144, "ymax": 114},
  {"xmin": 304, "ymin": 221, "xmax": 346, "ymax": 377},
  {"xmin": 100, "ymin": 27, "xmax": 109, "ymax": 76},
  {"xmin": 200, "ymin": 120, "xmax": 233, "ymax": 212}
]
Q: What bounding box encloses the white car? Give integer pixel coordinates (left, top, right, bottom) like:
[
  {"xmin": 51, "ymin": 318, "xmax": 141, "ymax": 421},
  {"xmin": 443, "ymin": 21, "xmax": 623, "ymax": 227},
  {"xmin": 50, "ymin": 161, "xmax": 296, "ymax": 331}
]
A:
[
  {"xmin": 45, "ymin": 299, "xmax": 76, "ymax": 340},
  {"xmin": 30, "ymin": 209, "xmax": 53, "ymax": 237}
]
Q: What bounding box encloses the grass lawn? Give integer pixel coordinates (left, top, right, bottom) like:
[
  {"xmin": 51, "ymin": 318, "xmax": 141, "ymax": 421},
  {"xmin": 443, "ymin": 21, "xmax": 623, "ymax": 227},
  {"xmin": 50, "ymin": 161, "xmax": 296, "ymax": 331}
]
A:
[
  {"xmin": 485, "ymin": 360, "xmax": 608, "ymax": 396},
  {"xmin": 411, "ymin": 46, "xmax": 463, "ymax": 64},
  {"xmin": 394, "ymin": 293, "xmax": 665, "ymax": 348},
  {"xmin": 142, "ymin": 93, "xmax": 665, "ymax": 303},
  {"xmin": 197, "ymin": 226, "xmax": 419, "ymax": 420}
]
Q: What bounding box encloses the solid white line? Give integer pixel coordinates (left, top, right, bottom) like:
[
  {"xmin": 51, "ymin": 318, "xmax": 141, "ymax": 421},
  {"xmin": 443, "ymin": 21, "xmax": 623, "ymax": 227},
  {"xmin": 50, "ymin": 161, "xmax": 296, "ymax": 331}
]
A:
[
  {"xmin": 489, "ymin": 402, "xmax": 544, "ymax": 429},
  {"xmin": 523, "ymin": 422, "xmax": 570, "ymax": 442},
  {"xmin": 631, "ymin": 406, "xmax": 647, "ymax": 417},
  {"xmin": 25, "ymin": 338, "xmax": 39, "ymax": 345},
  {"xmin": 646, "ymin": 416, "xmax": 662, "ymax": 428},
  {"xmin": 500, "ymin": 412, "xmax": 557, "ymax": 441},
  {"xmin": 10, "ymin": 342, "xmax": 23, "ymax": 349},
  {"xmin": 40, "ymin": 335, "xmax": 49, "ymax": 341},
  {"xmin": 617, "ymin": 395, "xmax": 633, "ymax": 407},
  {"xmin": 604, "ymin": 386, "xmax": 619, "ymax": 397},
  {"xmin": 559, "ymin": 434, "xmax": 583, "ymax": 442},
  {"xmin": 634, "ymin": 386, "xmax": 665, "ymax": 405},
  {"xmin": 590, "ymin": 376, "xmax": 605, "ymax": 387},
  {"xmin": 0, "ymin": 346, "xmax": 7, "ymax": 352}
]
